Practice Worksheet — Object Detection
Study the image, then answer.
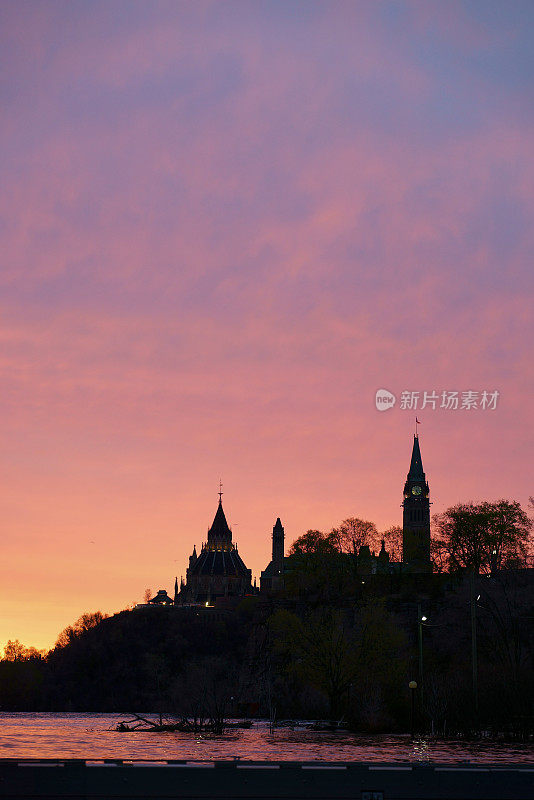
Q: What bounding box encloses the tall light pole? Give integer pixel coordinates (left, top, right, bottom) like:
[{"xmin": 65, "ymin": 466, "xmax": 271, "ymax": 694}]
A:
[
  {"xmin": 470, "ymin": 573, "xmax": 479, "ymax": 726},
  {"xmin": 417, "ymin": 603, "xmax": 427, "ymax": 708}
]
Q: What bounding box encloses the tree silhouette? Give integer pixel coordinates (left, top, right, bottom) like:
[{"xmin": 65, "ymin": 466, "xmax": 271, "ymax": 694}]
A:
[
  {"xmin": 381, "ymin": 525, "xmax": 403, "ymax": 561},
  {"xmin": 331, "ymin": 518, "xmax": 379, "ymax": 555},
  {"xmin": 432, "ymin": 500, "xmax": 532, "ymax": 574}
]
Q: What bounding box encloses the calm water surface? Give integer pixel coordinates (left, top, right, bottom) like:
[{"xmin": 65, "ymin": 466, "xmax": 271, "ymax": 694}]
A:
[{"xmin": 0, "ymin": 714, "xmax": 532, "ymax": 764}]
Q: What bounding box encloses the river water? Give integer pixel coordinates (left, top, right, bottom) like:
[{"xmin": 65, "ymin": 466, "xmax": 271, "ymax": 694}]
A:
[{"xmin": 0, "ymin": 714, "xmax": 532, "ymax": 763}]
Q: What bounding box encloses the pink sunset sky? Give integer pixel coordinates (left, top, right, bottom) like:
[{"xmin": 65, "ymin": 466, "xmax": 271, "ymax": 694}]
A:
[{"xmin": 1, "ymin": 1, "xmax": 533, "ymax": 650}]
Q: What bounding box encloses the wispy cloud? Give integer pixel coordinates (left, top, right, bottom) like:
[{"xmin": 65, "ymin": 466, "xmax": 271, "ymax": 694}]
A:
[{"xmin": 0, "ymin": 0, "xmax": 533, "ymax": 649}]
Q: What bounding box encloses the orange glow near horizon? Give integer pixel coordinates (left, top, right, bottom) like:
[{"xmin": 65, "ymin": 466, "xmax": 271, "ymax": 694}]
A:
[{"xmin": 2, "ymin": 415, "xmax": 531, "ymax": 652}]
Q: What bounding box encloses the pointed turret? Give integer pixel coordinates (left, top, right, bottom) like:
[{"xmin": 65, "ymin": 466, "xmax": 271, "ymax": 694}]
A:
[
  {"xmin": 402, "ymin": 433, "xmax": 432, "ymax": 572},
  {"xmin": 408, "ymin": 435, "xmax": 425, "ymax": 481},
  {"xmin": 207, "ymin": 498, "xmax": 233, "ymax": 549},
  {"xmin": 260, "ymin": 517, "xmax": 286, "ymax": 593},
  {"xmin": 189, "ymin": 545, "xmax": 198, "ymax": 570},
  {"xmin": 174, "ymin": 576, "xmax": 179, "ymax": 605},
  {"xmin": 209, "ymin": 499, "xmax": 231, "ymax": 536},
  {"xmin": 272, "ymin": 517, "xmax": 285, "ymax": 568}
]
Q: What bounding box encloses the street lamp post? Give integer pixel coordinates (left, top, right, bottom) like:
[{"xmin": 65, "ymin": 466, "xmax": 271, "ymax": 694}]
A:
[
  {"xmin": 409, "ymin": 681, "xmax": 417, "ymax": 739},
  {"xmin": 470, "ymin": 574, "xmax": 479, "ymax": 727},
  {"xmin": 417, "ymin": 604, "xmax": 427, "ymax": 708}
]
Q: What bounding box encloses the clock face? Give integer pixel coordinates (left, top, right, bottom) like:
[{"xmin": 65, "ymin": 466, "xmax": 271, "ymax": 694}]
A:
[{"xmin": 411, "ymin": 486, "xmax": 422, "ymax": 495}]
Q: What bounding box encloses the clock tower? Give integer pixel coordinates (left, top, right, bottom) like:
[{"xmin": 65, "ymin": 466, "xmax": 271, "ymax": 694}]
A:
[{"xmin": 402, "ymin": 434, "xmax": 432, "ymax": 572}]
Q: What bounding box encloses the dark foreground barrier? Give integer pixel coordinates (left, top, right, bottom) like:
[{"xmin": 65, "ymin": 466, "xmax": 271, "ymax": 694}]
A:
[{"xmin": 0, "ymin": 759, "xmax": 533, "ymax": 800}]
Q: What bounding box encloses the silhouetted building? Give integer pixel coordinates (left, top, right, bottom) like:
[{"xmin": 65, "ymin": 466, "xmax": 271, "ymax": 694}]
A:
[
  {"xmin": 148, "ymin": 589, "xmax": 173, "ymax": 605},
  {"xmin": 377, "ymin": 538, "xmax": 390, "ymax": 570},
  {"xmin": 402, "ymin": 434, "xmax": 432, "ymax": 573},
  {"xmin": 350, "ymin": 539, "xmax": 393, "ymax": 576},
  {"xmin": 260, "ymin": 517, "xmax": 287, "ymax": 592},
  {"xmin": 260, "ymin": 432, "xmax": 434, "ymax": 587},
  {"xmin": 147, "ymin": 432, "xmax": 433, "ymax": 607},
  {"xmin": 179, "ymin": 495, "xmax": 252, "ymax": 604}
]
